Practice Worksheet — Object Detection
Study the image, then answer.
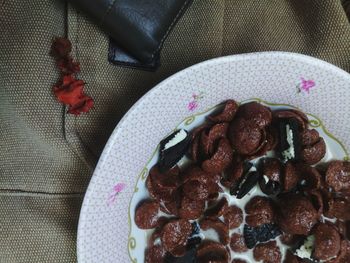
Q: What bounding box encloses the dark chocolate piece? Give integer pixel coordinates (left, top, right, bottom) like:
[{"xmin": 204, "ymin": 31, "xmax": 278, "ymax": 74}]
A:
[
  {"xmin": 278, "ymin": 119, "xmax": 301, "ymax": 162},
  {"xmin": 244, "ymin": 224, "xmax": 258, "ymax": 249},
  {"xmin": 259, "ymin": 177, "xmax": 281, "ymax": 195},
  {"xmin": 191, "ymin": 222, "xmax": 201, "ymax": 236},
  {"xmin": 243, "ymin": 223, "xmax": 282, "ymax": 249},
  {"xmin": 255, "ymin": 223, "xmax": 282, "ymax": 243},
  {"xmin": 243, "ymin": 161, "xmax": 254, "ymax": 175},
  {"xmin": 231, "ymin": 171, "xmax": 261, "ymax": 199},
  {"xmin": 186, "ymin": 222, "xmax": 202, "ymax": 248},
  {"xmin": 229, "ymin": 162, "xmax": 253, "ymax": 196},
  {"xmin": 164, "ymin": 247, "xmax": 197, "ymax": 263},
  {"xmin": 158, "ymin": 129, "xmax": 191, "ymax": 172}
]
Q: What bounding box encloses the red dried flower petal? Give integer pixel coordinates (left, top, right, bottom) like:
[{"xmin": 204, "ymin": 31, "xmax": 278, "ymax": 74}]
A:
[
  {"xmin": 67, "ymin": 96, "xmax": 94, "ymax": 115},
  {"xmin": 53, "ymin": 75, "xmax": 85, "ymax": 106},
  {"xmin": 53, "ymin": 85, "xmax": 83, "ymax": 105},
  {"xmin": 57, "ymin": 57, "xmax": 80, "ymax": 74},
  {"xmin": 50, "ymin": 37, "xmax": 72, "ymax": 58},
  {"xmin": 61, "ymin": 74, "xmax": 75, "ymax": 86},
  {"xmin": 51, "ymin": 37, "xmax": 93, "ymax": 115}
]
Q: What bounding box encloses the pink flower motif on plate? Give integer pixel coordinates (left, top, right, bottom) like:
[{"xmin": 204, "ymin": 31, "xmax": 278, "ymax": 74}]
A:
[
  {"xmin": 298, "ymin": 77, "xmax": 316, "ymax": 94},
  {"xmin": 187, "ymin": 92, "xmax": 204, "ymax": 111},
  {"xmin": 187, "ymin": 100, "xmax": 198, "ymax": 111},
  {"xmin": 107, "ymin": 182, "xmax": 126, "ymax": 206}
]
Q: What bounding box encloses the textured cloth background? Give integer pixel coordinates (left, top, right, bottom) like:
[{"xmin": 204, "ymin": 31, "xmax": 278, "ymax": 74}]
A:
[{"xmin": 0, "ymin": 0, "xmax": 349, "ymax": 262}]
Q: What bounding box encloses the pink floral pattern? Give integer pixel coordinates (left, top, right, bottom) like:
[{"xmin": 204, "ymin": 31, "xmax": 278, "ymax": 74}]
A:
[
  {"xmin": 187, "ymin": 92, "xmax": 204, "ymax": 111},
  {"xmin": 298, "ymin": 77, "xmax": 316, "ymax": 94},
  {"xmin": 107, "ymin": 183, "xmax": 126, "ymax": 206},
  {"xmin": 188, "ymin": 100, "xmax": 198, "ymax": 111}
]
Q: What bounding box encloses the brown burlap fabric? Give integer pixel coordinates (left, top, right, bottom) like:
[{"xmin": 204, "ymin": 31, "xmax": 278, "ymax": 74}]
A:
[{"xmin": 1, "ymin": 0, "xmax": 349, "ymax": 262}]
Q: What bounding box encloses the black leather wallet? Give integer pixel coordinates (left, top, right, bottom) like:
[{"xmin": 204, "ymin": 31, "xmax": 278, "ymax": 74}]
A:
[
  {"xmin": 108, "ymin": 37, "xmax": 160, "ymax": 71},
  {"xmin": 69, "ymin": 0, "xmax": 193, "ymax": 69}
]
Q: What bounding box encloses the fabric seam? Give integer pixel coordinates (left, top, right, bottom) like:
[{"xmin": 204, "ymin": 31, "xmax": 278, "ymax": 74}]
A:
[
  {"xmin": 0, "ymin": 188, "xmax": 84, "ymax": 196},
  {"xmin": 150, "ymin": 0, "xmax": 192, "ymax": 60},
  {"xmin": 63, "ymin": 4, "xmax": 95, "ymax": 172},
  {"xmin": 220, "ymin": 0, "xmax": 226, "ymax": 56}
]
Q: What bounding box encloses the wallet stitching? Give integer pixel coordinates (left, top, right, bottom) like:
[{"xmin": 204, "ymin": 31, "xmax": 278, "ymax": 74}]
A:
[
  {"xmin": 150, "ymin": 0, "xmax": 191, "ymax": 60},
  {"xmin": 99, "ymin": 0, "xmax": 119, "ymax": 26}
]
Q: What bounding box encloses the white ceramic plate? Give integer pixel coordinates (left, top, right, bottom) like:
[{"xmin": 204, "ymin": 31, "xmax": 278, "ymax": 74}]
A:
[{"xmin": 77, "ymin": 52, "xmax": 350, "ymax": 263}]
